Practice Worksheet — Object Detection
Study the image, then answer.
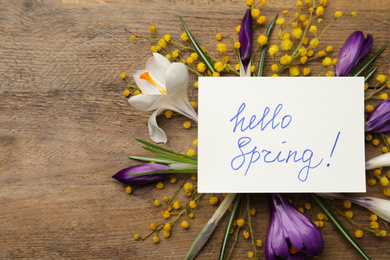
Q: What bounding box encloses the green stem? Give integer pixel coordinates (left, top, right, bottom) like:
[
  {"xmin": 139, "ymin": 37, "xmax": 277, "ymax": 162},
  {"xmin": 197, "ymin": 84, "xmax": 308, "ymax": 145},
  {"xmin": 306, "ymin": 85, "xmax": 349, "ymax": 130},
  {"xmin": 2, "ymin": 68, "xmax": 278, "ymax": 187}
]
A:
[
  {"xmin": 310, "ymin": 194, "xmax": 370, "ymax": 260},
  {"xmin": 352, "ymin": 45, "xmax": 388, "ymax": 77},
  {"xmin": 257, "ymin": 13, "xmax": 278, "ymax": 77},
  {"xmin": 246, "ymin": 194, "xmax": 257, "ymax": 260},
  {"xmin": 364, "ymin": 66, "xmax": 378, "ymax": 83},
  {"xmin": 219, "ymin": 194, "xmax": 242, "ymax": 260}
]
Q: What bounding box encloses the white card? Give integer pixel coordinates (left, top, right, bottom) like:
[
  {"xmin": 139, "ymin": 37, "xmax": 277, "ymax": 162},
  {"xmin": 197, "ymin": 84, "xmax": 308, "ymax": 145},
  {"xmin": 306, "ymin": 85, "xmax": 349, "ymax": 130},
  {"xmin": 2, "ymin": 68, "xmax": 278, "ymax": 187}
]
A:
[{"xmin": 198, "ymin": 77, "xmax": 365, "ymax": 193}]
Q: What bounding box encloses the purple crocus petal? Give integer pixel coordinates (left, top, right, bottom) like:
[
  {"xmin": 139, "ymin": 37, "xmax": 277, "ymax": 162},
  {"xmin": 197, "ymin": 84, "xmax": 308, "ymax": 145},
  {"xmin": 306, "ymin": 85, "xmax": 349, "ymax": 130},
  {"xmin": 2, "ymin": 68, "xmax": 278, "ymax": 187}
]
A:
[
  {"xmin": 335, "ymin": 31, "xmax": 373, "ymax": 76},
  {"xmin": 112, "ymin": 163, "xmax": 172, "ymax": 184},
  {"xmin": 265, "ymin": 194, "xmax": 324, "ymax": 260},
  {"xmin": 239, "ymin": 9, "xmax": 253, "ymax": 74},
  {"xmin": 365, "ymin": 98, "xmax": 390, "ymax": 133}
]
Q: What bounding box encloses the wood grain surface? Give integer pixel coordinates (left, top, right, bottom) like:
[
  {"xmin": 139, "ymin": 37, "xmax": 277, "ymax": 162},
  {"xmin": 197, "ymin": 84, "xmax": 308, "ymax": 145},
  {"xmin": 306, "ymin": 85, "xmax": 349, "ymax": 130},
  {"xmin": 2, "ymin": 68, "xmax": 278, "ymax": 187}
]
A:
[{"xmin": 1, "ymin": 0, "xmax": 390, "ymax": 259}]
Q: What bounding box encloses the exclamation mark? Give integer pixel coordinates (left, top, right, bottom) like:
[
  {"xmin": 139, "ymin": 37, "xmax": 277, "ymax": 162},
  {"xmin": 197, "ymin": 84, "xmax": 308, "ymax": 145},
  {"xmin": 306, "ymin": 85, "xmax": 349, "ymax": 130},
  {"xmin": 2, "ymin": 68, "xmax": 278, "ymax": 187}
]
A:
[{"xmin": 327, "ymin": 131, "xmax": 341, "ymax": 167}]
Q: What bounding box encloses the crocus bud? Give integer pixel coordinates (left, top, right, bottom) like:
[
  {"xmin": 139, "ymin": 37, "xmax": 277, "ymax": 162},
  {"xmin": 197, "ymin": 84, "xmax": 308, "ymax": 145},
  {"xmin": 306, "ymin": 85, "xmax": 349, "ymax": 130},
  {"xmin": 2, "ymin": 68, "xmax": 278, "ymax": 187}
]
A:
[
  {"xmin": 112, "ymin": 163, "xmax": 171, "ymax": 184},
  {"xmin": 335, "ymin": 31, "xmax": 373, "ymax": 76},
  {"xmin": 365, "ymin": 98, "xmax": 390, "ymax": 133},
  {"xmin": 265, "ymin": 194, "xmax": 324, "ymax": 260},
  {"xmin": 239, "ymin": 9, "xmax": 253, "ymax": 76}
]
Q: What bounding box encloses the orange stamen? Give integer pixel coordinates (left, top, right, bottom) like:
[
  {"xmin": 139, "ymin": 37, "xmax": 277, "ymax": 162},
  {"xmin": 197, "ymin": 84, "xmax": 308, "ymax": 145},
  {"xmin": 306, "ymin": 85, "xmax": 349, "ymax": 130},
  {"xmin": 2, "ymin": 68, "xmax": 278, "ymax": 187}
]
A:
[
  {"xmin": 289, "ymin": 245, "xmax": 299, "ymax": 255},
  {"xmin": 140, "ymin": 71, "xmax": 167, "ymax": 94}
]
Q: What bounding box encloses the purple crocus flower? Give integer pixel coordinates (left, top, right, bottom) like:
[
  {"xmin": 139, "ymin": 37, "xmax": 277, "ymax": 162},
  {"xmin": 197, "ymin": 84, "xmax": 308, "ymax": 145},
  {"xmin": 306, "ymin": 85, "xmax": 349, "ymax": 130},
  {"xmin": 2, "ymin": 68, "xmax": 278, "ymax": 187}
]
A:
[
  {"xmin": 335, "ymin": 31, "xmax": 373, "ymax": 76},
  {"xmin": 365, "ymin": 98, "xmax": 390, "ymax": 133},
  {"xmin": 112, "ymin": 163, "xmax": 171, "ymax": 184},
  {"xmin": 239, "ymin": 9, "xmax": 253, "ymax": 76},
  {"xmin": 265, "ymin": 194, "xmax": 324, "ymax": 260}
]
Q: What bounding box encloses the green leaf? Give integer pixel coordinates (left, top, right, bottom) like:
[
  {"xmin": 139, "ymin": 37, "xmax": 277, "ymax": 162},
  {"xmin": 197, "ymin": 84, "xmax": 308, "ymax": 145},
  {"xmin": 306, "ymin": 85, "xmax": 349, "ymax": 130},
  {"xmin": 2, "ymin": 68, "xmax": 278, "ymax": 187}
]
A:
[
  {"xmin": 128, "ymin": 155, "xmax": 180, "ymax": 165},
  {"xmin": 364, "ymin": 66, "xmax": 378, "ymax": 83},
  {"xmin": 218, "ymin": 193, "xmax": 242, "ymax": 260},
  {"xmin": 310, "ymin": 194, "xmax": 370, "ymax": 260},
  {"xmin": 142, "ymin": 146, "xmax": 198, "ymax": 165},
  {"xmin": 131, "ymin": 169, "xmax": 197, "ymax": 175},
  {"xmin": 257, "ymin": 13, "xmax": 278, "ymax": 77},
  {"xmin": 132, "ymin": 137, "xmax": 197, "ymax": 161},
  {"xmin": 352, "ymin": 45, "xmax": 387, "ymax": 76},
  {"xmin": 180, "ymin": 17, "xmax": 217, "ymax": 74}
]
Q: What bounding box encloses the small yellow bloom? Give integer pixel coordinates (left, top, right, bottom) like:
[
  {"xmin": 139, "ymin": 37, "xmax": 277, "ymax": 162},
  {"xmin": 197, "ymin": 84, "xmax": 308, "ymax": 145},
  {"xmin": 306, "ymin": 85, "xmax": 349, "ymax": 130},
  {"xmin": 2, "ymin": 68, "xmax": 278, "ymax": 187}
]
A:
[
  {"xmin": 317, "ymin": 213, "xmax": 325, "ymax": 220},
  {"xmin": 149, "ymin": 25, "xmax": 156, "ymax": 33},
  {"xmin": 298, "ymin": 207, "xmax": 304, "ymax": 214},
  {"xmin": 384, "ymin": 187, "xmax": 390, "ymax": 196},
  {"xmin": 257, "ymin": 16, "xmax": 267, "ymax": 25},
  {"xmin": 374, "ymin": 169, "xmax": 381, "ymax": 176},
  {"xmin": 370, "ymin": 221, "xmax": 379, "ymax": 230},
  {"xmin": 248, "ymin": 252, "xmax": 254, "ymax": 259},
  {"xmin": 296, "ymin": 0, "xmax": 303, "ymax": 7},
  {"xmin": 246, "ymin": 0, "xmax": 254, "ymax": 6},
  {"xmin": 316, "ymin": 6, "xmax": 324, "ymax": 15},
  {"xmin": 189, "ymin": 201, "xmax": 197, "ymax": 208},
  {"xmin": 281, "ymin": 40, "xmax": 293, "ymax": 51},
  {"xmin": 289, "ymin": 66, "xmax": 299, "ymax": 76},
  {"xmin": 299, "ymin": 14, "xmax": 306, "ymax": 22},
  {"xmin": 163, "ymin": 210, "xmax": 170, "ymax": 219},
  {"xmin": 377, "ymin": 74, "xmax": 387, "ymax": 83},
  {"xmin": 237, "ymin": 219, "xmax": 245, "ymax": 227},
  {"xmin": 163, "ymin": 230, "xmax": 170, "ymax": 238},
  {"xmin": 380, "ymin": 176, "xmax": 389, "ymax": 186},
  {"xmin": 212, "ymin": 72, "xmax": 220, "ymax": 77},
  {"xmin": 268, "ymin": 45, "xmax": 279, "ymax": 56},
  {"xmin": 271, "ymin": 64, "xmax": 279, "ymax": 72},
  {"xmin": 172, "ymin": 49, "xmax": 180, "ymax": 58},
  {"xmin": 326, "ymin": 46, "xmax": 333, "ymax": 52},
  {"xmin": 309, "ymin": 25, "xmax": 317, "ymax": 33},
  {"xmin": 257, "ymin": 35, "xmax": 268, "ymax": 46},
  {"xmin": 234, "ymin": 42, "xmax": 241, "ymax": 49},
  {"xmin": 272, "ymin": 74, "xmax": 279, "ymax": 77},
  {"xmin": 345, "ymin": 210, "xmax": 353, "ymax": 219},
  {"xmin": 150, "ymin": 46, "xmax": 158, "ymax": 53},
  {"xmin": 163, "ymin": 196, "xmax": 169, "ymax": 202},
  {"xmin": 184, "ymin": 182, "xmax": 193, "ymax": 192},
  {"xmin": 252, "ymin": 8, "xmax": 260, "ymax": 17},
  {"xmin": 165, "ymin": 54, "xmax": 172, "ymax": 61},
  {"xmin": 250, "ymin": 66, "xmax": 255, "ymax": 73},
  {"xmin": 260, "ymin": 0, "xmax": 266, "ymax": 6},
  {"xmin": 181, "ymin": 221, "xmax": 189, "ymax": 229},
  {"xmin": 372, "ymin": 139, "xmax": 380, "ymax": 146},
  {"xmin": 322, "ymin": 57, "xmax": 332, "ymax": 67},
  {"xmin": 134, "ymin": 234, "xmax": 140, "ymax": 240},
  {"xmin": 153, "ymin": 236, "xmax": 159, "ymax": 243},
  {"xmin": 351, "ymin": 11, "xmax": 357, "ymax": 17},
  {"xmin": 173, "ymin": 201, "xmax": 180, "ymax": 209},
  {"xmin": 156, "ymin": 182, "xmax": 164, "ymax": 189},
  {"xmin": 280, "ymin": 54, "xmax": 292, "ymax": 65},
  {"xmin": 197, "ymin": 62, "xmax": 206, "ymax": 73},
  {"xmin": 133, "ymin": 89, "xmax": 141, "ymax": 95},
  {"xmin": 218, "ymin": 43, "xmax": 227, "ymax": 53},
  {"xmin": 307, "ymin": 50, "xmax": 314, "ymax": 57},
  {"xmin": 150, "ymin": 223, "xmax": 157, "ymax": 230},
  {"xmin": 154, "ymin": 200, "xmax": 160, "ymax": 206},
  {"xmin": 191, "ymin": 174, "xmax": 197, "ymax": 181},
  {"xmin": 164, "ymin": 110, "xmax": 173, "ymax": 119},
  {"xmin": 292, "ymin": 28, "xmax": 303, "ymax": 39},
  {"xmin": 191, "ymin": 53, "xmax": 198, "ymax": 60},
  {"xmin": 355, "ymin": 230, "xmax": 363, "ymax": 238},
  {"xmin": 187, "ymin": 149, "xmax": 195, "ymax": 156},
  {"xmin": 170, "ymin": 176, "xmax": 177, "ymax": 184},
  {"xmin": 335, "ymin": 11, "xmax": 343, "ymax": 18},
  {"xmin": 380, "ymin": 230, "xmax": 387, "ymax": 237},
  {"xmin": 216, "ymin": 33, "xmax": 222, "ymax": 41},
  {"xmin": 370, "ymin": 214, "xmax": 378, "ymax": 221},
  {"xmin": 303, "ymin": 68, "xmax": 311, "ymax": 76},
  {"xmin": 125, "ymin": 186, "xmax": 132, "ymax": 194},
  {"xmin": 276, "ymin": 18, "xmax": 285, "ymax": 25},
  {"xmin": 192, "ymin": 139, "xmax": 198, "ymax": 147},
  {"xmin": 181, "ymin": 32, "xmax": 189, "ymax": 41},
  {"xmin": 317, "ymin": 18, "xmax": 323, "ymax": 23},
  {"xmin": 310, "ymin": 38, "xmax": 320, "ymax": 48},
  {"xmin": 343, "ymin": 200, "xmax": 351, "ymax": 209},
  {"xmin": 187, "ymin": 57, "xmax": 194, "ymax": 64},
  {"xmin": 210, "ymin": 196, "xmax": 219, "ymax": 205},
  {"xmin": 155, "ymin": 45, "xmax": 161, "ymax": 51},
  {"xmin": 250, "ymin": 208, "xmax": 256, "ymax": 216},
  {"xmin": 300, "ymin": 56, "xmax": 308, "ymax": 64},
  {"xmin": 256, "ymin": 240, "xmax": 263, "ymax": 247},
  {"xmin": 367, "ymin": 178, "xmax": 376, "ymax": 186},
  {"xmin": 236, "ymin": 25, "xmax": 241, "ymax": 34},
  {"xmin": 164, "ymin": 34, "xmax": 171, "ymax": 42},
  {"xmin": 243, "ymin": 230, "xmax": 250, "ymax": 239},
  {"xmin": 366, "ymin": 105, "xmax": 374, "ymax": 113},
  {"xmin": 283, "ymin": 10, "xmax": 288, "ymax": 15},
  {"xmin": 123, "ymin": 89, "xmax": 130, "ymax": 97},
  {"xmin": 130, "ymin": 35, "xmax": 136, "ymax": 41},
  {"xmin": 381, "ymin": 93, "xmax": 388, "ymax": 100},
  {"xmin": 215, "ymin": 61, "xmax": 225, "ymax": 72},
  {"xmin": 189, "ymin": 213, "xmax": 195, "ymax": 219},
  {"xmin": 305, "ymin": 203, "xmax": 311, "ymax": 210},
  {"xmin": 382, "ymin": 147, "xmax": 389, "ymax": 153},
  {"xmin": 235, "ymin": 64, "xmax": 240, "ymax": 71}
]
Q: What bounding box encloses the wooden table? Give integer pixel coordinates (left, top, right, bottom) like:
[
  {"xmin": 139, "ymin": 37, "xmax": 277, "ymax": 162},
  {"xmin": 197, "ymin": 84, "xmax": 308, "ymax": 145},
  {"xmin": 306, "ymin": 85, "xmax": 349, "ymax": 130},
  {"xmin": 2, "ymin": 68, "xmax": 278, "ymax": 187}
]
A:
[{"xmin": 1, "ymin": 0, "xmax": 390, "ymax": 259}]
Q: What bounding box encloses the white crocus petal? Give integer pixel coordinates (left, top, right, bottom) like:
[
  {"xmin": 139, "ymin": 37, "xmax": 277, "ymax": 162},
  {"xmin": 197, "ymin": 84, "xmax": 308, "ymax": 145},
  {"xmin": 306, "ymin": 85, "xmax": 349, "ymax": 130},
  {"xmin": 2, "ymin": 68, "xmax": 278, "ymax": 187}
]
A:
[
  {"xmin": 129, "ymin": 53, "xmax": 198, "ymax": 143},
  {"xmin": 148, "ymin": 108, "xmax": 167, "ymax": 143},
  {"xmin": 319, "ymin": 193, "xmax": 390, "ymax": 222},
  {"xmin": 240, "ymin": 60, "xmax": 251, "ymax": 77},
  {"xmin": 366, "ymin": 153, "xmax": 390, "ymax": 170},
  {"xmin": 133, "ymin": 70, "xmax": 161, "ymax": 95}
]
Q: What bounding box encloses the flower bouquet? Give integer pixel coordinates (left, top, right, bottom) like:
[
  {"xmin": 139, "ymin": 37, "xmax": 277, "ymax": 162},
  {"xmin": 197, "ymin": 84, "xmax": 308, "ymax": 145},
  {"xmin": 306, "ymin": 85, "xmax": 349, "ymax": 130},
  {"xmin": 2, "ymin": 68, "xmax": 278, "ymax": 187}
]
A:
[{"xmin": 114, "ymin": 0, "xmax": 390, "ymax": 259}]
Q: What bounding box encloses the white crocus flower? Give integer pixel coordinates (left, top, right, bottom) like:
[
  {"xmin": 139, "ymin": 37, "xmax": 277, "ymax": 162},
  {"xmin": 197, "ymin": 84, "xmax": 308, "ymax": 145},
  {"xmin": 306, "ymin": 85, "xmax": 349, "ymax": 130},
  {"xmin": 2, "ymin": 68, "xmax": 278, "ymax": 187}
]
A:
[
  {"xmin": 366, "ymin": 153, "xmax": 390, "ymax": 170},
  {"xmin": 319, "ymin": 193, "xmax": 390, "ymax": 222},
  {"xmin": 129, "ymin": 53, "xmax": 198, "ymax": 143}
]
